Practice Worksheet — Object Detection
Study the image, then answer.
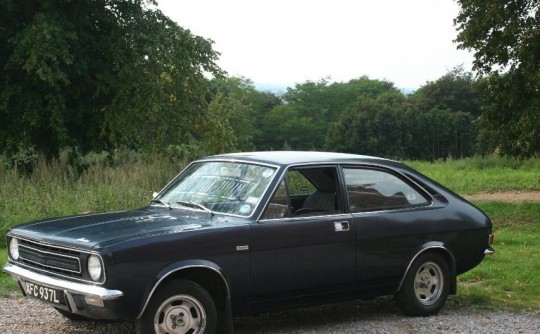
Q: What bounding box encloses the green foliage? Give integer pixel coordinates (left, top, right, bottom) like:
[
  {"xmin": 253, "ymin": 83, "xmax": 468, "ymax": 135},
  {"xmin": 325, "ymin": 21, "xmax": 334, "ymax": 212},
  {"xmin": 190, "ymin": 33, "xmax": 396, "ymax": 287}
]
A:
[
  {"xmin": 259, "ymin": 104, "xmax": 313, "ymax": 150},
  {"xmin": 405, "ymin": 108, "xmax": 477, "ymax": 160},
  {"xmin": 475, "ymin": 73, "xmax": 540, "ymax": 158},
  {"xmin": 410, "ymin": 65, "xmax": 482, "ymax": 116},
  {"xmin": 0, "ymin": 249, "xmax": 18, "ymax": 297},
  {"xmin": 325, "ymin": 91, "xmax": 409, "ymax": 158},
  {"xmin": 455, "ymin": 0, "xmax": 540, "ymax": 157},
  {"xmin": 206, "ymin": 77, "xmax": 282, "ymax": 152},
  {"xmin": 257, "ymin": 76, "xmax": 400, "ymax": 151},
  {"xmin": 0, "ymin": 0, "xmax": 221, "ymax": 157},
  {"xmin": 323, "ymin": 71, "xmax": 479, "ymax": 160}
]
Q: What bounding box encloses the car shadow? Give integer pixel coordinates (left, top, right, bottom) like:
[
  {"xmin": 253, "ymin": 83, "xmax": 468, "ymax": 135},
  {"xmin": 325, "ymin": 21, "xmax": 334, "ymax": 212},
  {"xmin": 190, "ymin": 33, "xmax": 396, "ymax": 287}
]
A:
[{"xmin": 234, "ymin": 296, "xmax": 402, "ymax": 334}]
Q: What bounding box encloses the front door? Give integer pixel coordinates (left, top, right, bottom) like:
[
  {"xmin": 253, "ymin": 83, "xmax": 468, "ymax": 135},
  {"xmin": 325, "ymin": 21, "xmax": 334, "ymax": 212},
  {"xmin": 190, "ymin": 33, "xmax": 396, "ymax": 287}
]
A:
[{"xmin": 249, "ymin": 166, "xmax": 356, "ymax": 307}]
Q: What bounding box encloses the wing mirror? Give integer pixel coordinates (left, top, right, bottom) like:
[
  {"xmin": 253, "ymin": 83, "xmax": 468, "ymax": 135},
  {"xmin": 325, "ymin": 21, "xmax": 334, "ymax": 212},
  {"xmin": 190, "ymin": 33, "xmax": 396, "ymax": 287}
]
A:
[{"xmin": 152, "ymin": 192, "xmax": 159, "ymax": 199}]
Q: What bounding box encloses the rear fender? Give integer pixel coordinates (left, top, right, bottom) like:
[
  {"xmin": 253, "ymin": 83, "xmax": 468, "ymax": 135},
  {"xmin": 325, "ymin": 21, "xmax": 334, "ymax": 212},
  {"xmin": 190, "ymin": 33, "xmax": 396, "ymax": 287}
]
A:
[{"xmin": 397, "ymin": 242, "xmax": 457, "ymax": 295}]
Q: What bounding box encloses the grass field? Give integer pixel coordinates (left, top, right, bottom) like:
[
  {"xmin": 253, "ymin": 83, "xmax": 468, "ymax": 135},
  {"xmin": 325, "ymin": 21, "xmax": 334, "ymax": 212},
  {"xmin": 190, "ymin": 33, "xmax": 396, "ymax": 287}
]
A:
[
  {"xmin": 452, "ymin": 202, "xmax": 540, "ymax": 311},
  {"xmin": 406, "ymin": 156, "xmax": 540, "ymax": 194},
  {"xmin": 0, "ymin": 155, "xmax": 538, "ymax": 310}
]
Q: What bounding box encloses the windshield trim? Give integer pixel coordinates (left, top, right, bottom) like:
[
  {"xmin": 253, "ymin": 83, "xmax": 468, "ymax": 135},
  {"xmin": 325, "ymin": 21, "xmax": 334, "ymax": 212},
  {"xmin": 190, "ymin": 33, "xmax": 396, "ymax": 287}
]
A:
[{"xmin": 153, "ymin": 159, "xmax": 280, "ymax": 220}]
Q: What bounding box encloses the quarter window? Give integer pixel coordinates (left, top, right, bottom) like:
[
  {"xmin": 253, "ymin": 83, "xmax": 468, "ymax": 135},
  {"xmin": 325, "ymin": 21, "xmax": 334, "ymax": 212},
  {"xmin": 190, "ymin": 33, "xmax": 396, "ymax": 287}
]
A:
[{"xmin": 343, "ymin": 168, "xmax": 428, "ymax": 212}]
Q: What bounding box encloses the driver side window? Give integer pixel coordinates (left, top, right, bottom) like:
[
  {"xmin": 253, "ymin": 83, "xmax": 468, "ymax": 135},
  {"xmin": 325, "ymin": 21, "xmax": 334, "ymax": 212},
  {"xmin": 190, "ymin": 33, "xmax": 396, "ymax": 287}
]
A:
[{"xmin": 261, "ymin": 166, "xmax": 342, "ymax": 219}]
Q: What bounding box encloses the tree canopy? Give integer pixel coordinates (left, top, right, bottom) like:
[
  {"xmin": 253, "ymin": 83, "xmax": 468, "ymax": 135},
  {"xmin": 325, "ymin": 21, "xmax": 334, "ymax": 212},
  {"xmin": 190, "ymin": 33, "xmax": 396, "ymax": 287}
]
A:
[
  {"xmin": 455, "ymin": 0, "xmax": 540, "ymax": 157},
  {"xmin": 0, "ymin": 0, "xmax": 221, "ymax": 157}
]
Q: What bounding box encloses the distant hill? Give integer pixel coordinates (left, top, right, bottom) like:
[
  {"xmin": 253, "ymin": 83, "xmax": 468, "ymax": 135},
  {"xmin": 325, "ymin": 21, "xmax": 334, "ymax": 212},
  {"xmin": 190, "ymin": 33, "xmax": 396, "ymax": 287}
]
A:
[
  {"xmin": 400, "ymin": 87, "xmax": 416, "ymax": 95},
  {"xmin": 254, "ymin": 82, "xmax": 416, "ymax": 96},
  {"xmin": 253, "ymin": 82, "xmax": 291, "ymax": 96}
]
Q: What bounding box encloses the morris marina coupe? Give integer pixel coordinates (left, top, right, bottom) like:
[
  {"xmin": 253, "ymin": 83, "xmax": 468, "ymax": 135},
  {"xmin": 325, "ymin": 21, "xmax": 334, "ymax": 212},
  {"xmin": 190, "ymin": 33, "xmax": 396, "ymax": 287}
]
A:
[{"xmin": 4, "ymin": 151, "xmax": 494, "ymax": 334}]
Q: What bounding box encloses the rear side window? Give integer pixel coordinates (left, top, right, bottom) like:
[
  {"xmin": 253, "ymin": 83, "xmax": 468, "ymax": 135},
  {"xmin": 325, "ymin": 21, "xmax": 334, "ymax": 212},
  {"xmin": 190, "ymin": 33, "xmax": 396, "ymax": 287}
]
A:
[{"xmin": 343, "ymin": 168, "xmax": 428, "ymax": 212}]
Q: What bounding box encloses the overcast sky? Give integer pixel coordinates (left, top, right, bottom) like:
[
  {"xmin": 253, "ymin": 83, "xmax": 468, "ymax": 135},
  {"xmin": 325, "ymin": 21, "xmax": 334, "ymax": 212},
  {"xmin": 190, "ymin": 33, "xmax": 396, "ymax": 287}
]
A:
[{"xmin": 157, "ymin": 0, "xmax": 473, "ymax": 89}]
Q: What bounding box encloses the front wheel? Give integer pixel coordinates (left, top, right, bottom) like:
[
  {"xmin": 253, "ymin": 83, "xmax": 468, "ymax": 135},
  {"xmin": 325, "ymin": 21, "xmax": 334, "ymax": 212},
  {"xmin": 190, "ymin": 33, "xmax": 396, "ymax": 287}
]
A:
[
  {"xmin": 136, "ymin": 279, "xmax": 217, "ymax": 334},
  {"xmin": 395, "ymin": 253, "xmax": 450, "ymax": 316}
]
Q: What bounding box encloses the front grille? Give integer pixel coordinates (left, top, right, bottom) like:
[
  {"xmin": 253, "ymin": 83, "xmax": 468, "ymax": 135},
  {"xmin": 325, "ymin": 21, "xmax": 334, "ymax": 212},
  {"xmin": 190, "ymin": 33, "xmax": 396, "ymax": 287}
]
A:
[
  {"xmin": 17, "ymin": 239, "xmax": 83, "ymax": 278},
  {"xmin": 19, "ymin": 245, "xmax": 81, "ymax": 273}
]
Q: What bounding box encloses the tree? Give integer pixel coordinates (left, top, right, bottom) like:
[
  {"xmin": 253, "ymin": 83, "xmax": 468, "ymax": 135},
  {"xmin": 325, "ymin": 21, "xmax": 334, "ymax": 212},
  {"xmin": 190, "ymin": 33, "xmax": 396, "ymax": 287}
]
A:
[
  {"xmin": 0, "ymin": 0, "xmax": 221, "ymax": 157},
  {"xmin": 324, "ymin": 92, "xmax": 409, "ymax": 158},
  {"xmin": 266, "ymin": 77, "xmax": 399, "ymax": 151},
  {"xmin": 411, "ymin": 66, "xmax": 482, "ymax": 116},
  {"xmin": 455, "ymin": 0, "xmax": 540, "ymax": 157},
  {"xmin": 207, "ymin": 77, "xmax": 282, "ymax": 151}
]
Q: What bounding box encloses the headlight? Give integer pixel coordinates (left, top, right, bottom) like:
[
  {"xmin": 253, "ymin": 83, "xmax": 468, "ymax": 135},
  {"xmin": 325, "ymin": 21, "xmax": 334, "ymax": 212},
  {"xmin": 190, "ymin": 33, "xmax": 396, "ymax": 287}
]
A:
[
  {"xmin": 9, "ymin": 238, "xmax": 19, "ymax": 261},
  {"xmin": 87, "ymin": 255, "xmax": 103, "ymax": 282}
]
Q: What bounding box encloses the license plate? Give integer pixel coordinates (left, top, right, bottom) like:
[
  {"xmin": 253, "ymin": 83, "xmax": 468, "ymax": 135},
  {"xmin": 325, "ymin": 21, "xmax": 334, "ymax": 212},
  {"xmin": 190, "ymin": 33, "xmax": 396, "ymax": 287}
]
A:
[{"xmin": 23, "ymin": 281, "xmax": 64, "ymax": 304}]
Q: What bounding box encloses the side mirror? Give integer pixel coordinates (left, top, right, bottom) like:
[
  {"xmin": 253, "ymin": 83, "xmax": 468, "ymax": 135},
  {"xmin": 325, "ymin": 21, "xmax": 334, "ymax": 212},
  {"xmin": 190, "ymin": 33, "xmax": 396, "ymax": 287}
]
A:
[{"xmin": 152, "ymin": 192, "xmax": 159, "ymax": 199}]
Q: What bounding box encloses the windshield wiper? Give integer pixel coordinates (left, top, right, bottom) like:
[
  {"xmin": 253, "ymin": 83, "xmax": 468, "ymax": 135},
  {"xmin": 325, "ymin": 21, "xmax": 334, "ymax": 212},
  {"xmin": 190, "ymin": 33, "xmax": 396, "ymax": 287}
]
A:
[
  {"xmin": 150, "ymin": 199, "xmax": 171, "ymax": 209},
  {"xmin": 176, "ymin": 201, "xmax": 213, "ymax": 216}
]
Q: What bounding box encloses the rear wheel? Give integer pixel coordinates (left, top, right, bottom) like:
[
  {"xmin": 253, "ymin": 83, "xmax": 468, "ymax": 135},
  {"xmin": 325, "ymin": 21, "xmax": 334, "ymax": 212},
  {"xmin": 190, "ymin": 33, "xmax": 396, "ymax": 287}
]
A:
[
  {"xmin": 136, "ymin": 279, "xmax": 217, "ymax": 334},
  {"xmin": 395, "ymin": 253, "xmax": 450, "ymax": 316}
]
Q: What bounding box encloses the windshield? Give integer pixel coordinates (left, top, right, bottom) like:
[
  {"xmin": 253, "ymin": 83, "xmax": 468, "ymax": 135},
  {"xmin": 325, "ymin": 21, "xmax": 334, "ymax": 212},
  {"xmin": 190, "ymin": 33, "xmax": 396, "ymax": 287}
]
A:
[{"xmin": 158, "ymin": 161, "xmax": 277, "ymax": 217}]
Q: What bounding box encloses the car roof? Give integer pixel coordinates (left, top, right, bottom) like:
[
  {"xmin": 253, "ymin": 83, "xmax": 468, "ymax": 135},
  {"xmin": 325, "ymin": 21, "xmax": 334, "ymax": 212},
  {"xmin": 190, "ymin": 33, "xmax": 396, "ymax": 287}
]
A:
[{"xmin": 200, "ymin": 151, "xmax": 400, "ymax": 167}]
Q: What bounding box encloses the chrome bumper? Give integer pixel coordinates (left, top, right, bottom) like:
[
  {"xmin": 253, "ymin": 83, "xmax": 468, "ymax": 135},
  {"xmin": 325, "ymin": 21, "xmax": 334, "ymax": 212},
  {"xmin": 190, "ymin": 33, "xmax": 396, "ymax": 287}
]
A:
[
  {"xmin": 484, "ymin": 247, "xmax": 495, "ymax": 255},
  {"xmin": 3, "ymin": 263, "xmax": 123, "ymax": 310}
]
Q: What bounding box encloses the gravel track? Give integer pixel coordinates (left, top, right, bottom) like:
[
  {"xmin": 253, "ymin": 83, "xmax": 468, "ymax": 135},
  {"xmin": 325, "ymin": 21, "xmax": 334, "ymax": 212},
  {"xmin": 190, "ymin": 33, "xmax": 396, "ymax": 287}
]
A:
[
  {"xmin": 463, "ymin": 191, "xmax": 540, "ymax": 203},
  {"xmin": 0, "ymin": 296, "xmax": 538, "ymax": 334}
]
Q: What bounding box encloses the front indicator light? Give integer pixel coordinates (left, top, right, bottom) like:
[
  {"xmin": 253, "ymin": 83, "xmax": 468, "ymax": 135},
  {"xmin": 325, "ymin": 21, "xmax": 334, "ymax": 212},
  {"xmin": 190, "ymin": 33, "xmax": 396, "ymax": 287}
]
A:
[
  {"xmin": 9, "ymin": 238, "xmax": 19, "ymax": 261},
  {"xmin": 88, "ymin": 255, "xmax": 103, "ymax": 282}
]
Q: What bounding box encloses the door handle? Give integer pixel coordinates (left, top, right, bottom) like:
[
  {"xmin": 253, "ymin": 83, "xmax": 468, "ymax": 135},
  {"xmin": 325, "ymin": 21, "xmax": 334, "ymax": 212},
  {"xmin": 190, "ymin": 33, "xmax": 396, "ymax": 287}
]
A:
[{"xmin": 334, "ymin": 221, "xmax": 350, "ymax": 232}]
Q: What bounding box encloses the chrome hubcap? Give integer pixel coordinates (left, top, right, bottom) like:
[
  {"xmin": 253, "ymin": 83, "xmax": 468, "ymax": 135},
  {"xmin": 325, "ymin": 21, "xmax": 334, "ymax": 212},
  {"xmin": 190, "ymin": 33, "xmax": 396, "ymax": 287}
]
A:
[
  {"xmin": 154, "ymin": 295, "xmax": 206, "ymax": 334},
  {"xmin": 414, "ymin": 261, "xmax": 443, "ymax": 305}
]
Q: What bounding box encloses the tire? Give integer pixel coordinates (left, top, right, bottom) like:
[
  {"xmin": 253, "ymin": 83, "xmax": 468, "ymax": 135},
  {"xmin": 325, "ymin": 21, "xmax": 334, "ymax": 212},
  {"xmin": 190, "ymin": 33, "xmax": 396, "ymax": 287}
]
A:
[
  {"xmin": 395, "ymin": 253, "xmax": 450, "ymax": 316},
  {"xmin": 135, "ymin": 279, "xmax": 217, "ymax": 334},
  {"xmin": 54, "ymin": 307, "xmax": 90, "ymax": 321}
]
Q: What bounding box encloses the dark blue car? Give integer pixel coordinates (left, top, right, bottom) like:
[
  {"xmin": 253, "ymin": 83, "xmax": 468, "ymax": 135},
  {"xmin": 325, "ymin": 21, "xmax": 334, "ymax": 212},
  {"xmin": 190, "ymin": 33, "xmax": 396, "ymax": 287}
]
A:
[{"xmin": 4, "ymin": 151, "xmax": 495, "ymax": 334}]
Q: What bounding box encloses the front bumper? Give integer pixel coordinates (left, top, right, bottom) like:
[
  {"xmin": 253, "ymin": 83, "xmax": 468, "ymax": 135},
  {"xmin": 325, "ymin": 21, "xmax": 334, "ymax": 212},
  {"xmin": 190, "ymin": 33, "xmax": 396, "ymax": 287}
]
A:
[{"xmin": 3, "ymin": 263, "xmax": 123, "ymax": 319}]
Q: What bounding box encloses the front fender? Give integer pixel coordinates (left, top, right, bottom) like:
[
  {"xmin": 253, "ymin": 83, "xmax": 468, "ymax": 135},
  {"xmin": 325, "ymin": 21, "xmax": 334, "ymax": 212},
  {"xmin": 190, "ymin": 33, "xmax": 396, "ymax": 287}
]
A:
[{"xmin": 137, "ymin": 259, "xmax": 230, "ymax": 319}]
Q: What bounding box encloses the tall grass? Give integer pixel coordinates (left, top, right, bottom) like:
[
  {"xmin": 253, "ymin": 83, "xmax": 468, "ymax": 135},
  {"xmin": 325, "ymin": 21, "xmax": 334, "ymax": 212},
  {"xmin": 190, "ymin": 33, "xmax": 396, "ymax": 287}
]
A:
[
  {"xmin": 0, "ymin": 152, "xmax": 183, "ymax": 246},
  {"xmin": 406, "ymin": 155, "xmax": 540, "ymax": 194}
]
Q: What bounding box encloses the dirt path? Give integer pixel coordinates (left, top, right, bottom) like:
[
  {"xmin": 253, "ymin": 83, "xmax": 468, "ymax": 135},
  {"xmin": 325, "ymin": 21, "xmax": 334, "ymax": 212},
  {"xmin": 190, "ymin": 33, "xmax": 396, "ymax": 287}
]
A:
[{"xmin": 463, "ymin": 191, "xmax": 540, "ymax": 203}]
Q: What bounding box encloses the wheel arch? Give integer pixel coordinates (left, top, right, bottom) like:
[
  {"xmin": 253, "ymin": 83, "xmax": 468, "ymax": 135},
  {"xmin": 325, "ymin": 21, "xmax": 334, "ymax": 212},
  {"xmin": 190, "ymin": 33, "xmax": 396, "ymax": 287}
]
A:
[
  {"xmin": 137, "ymin": 259, "xmax": 231, "ymax": 320},
  {"xmin": 397, "ymin": 242, "xmax": 457, "ymax": 295}
]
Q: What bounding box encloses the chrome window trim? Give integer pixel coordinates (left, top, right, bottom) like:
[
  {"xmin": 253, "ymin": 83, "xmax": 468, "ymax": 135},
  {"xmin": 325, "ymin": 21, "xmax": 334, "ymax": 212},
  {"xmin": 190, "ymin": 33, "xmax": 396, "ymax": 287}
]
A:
[
  {"xmin": 259, "ymin": 212, "xmax": 352, "ymax": 222},
  {"xmin": 153, "ymin": 159, "xmax": 280, "ymax": 220},
  {"xmin": 255, "ymin": 163, "xmax": 344, "ymax": 222},
  {"xmin": 257, "ymin": 162, "xmax": 438, "ymax": 222},
  {"xmin": 137, "ymin": 264, "xmax": 231, "ymax": 319},
  {"xmin": 339, "ymin": 164, "xmax": 435, "ymax": 214}
]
